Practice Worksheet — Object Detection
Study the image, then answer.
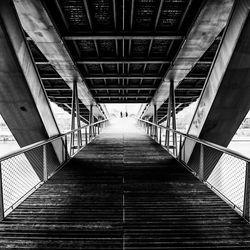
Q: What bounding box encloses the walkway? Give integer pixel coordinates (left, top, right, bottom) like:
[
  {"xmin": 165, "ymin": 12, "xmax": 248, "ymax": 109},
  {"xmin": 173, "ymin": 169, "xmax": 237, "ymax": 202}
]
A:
[{"xmin": 1, "ymin": 121, "xmax": 250, "ymax": 249}]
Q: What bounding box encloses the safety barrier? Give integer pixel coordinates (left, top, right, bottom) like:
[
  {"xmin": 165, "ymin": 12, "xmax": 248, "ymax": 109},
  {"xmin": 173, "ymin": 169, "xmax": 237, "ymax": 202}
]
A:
[
  {"xmin": 0, "ymin": 119, "xmax": 108, "ymax": 219},
  {"xmin": 138, "ymin": 118, "xmax": 250, "ymax": 222}
]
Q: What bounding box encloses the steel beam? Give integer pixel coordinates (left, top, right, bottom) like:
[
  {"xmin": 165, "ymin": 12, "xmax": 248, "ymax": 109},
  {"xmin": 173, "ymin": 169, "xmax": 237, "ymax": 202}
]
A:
[
  {"xmin": 91, "ymin": 87, "xmax": 157, "ymax": 91},
  {"xmin": 95, "ymin": 95, "xmax": 153, "ymax": 99},
  {"xmin": 36, "ymin": 60, "xmax": 211, "ymax": 65},
  {"xmin": 76, "ymin": 59, "xmax": 171, "ymax": 64},
  {"xmin": 48, "ymin": 94, "xmax": 197, "ymax": 99},
  {"xmin": 83, "ymin": 76, "xmax": 161, "ymax": 80},
  {"xmin": 64, "ymin": 34, "xmax": 183, "ymax": 40}
]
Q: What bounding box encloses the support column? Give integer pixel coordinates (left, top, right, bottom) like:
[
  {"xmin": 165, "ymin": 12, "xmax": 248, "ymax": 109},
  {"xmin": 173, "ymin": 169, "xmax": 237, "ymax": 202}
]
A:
[
  {"xmin": 244, "ymin": 163, "xmax": 250, "ymax": 220},
  {"xmin": 0, "ymin": 0, "xmax": 61, "ymax": 180},
  {"xmin": 89, "ymin": 105, "xmax": 93, "ymax": 139},
  {"xmin": 75, "ymin": 83, "xmax": 82, "ymax": 147},
  {"xmin": 170, "ymin": 80, "xmax": 177, "ymax": 155},
  {"xmin": 153, "ymin": 104, "xmax": 158, "ymax": 141},
  {"xmin": 185, "ymin": 0, "xmax": 250, "ymax": 179},
  {"xmin": 70, "ymin": 81, "xmax": 82, "ymax": 154},
  {"xmin": 165, "ymin": 80, "xmax": 177, "ymax": 154},
  {"xmin": 0, "ymin": 163, "xmax": 4, "ymax": 220}
]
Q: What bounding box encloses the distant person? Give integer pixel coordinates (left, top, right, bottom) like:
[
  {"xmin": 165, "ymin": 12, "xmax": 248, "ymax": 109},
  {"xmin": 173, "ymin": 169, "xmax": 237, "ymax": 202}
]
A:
[
  {"xmin": 125, "ymin": 112, "xmax": 128, "ymax": 117},
  {"xmin": 120, "ymin": 111, "xmax": 123, "ymax": 118}
]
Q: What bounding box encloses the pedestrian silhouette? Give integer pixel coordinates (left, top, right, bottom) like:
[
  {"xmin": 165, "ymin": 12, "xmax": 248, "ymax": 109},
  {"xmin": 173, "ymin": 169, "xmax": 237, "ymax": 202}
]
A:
[
  {"xmin": 120, "ymin": 111, "xmax": 123, "ymax": 118},
  {"xmin": 125, "ymin": 112, "xmax": 128, "ymax": 117}
]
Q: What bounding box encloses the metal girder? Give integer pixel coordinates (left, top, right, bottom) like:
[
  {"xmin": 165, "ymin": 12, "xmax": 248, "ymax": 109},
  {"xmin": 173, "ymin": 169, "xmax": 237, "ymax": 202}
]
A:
[
  {"xmin": 91, "ymin": 87, "xmax": 157, "ymax": 91},
  {"xmin": 176, "ymin": 88, "xmax": 203, "ymax": 91},
  {"xmin": 45, "ymin": 88, "xmax": 71, "ymax": 91},
  {"xmin": 112, "ymin": 0, "xmax": 117, "ymax": 30},
  {"xmin": 155, "ymin": 0, "xmax": 164, "ymax": 30},
  {"xmin": 50, "ymin": 95, "xmax": 154, "ymax": 99},
  {"xmin": 98, "ymin": 100, "xmax": 149, "ymax": 103},
  {"xmin": 64, "ymin": 34, "xmax": 184, "ymax": 40},
  {"xmin": 76, "ymin": 59, "xmax": 171, "ymax": 64},
  {"xmin": 35, "ymin": 60, "xmax": 212, "ymax": 65},
  {"xmin": 141, "ymin": 0, "xmax": 234, "ymax": 118},
  {"xmin": 82, "ymin": 0, "xmax": 93, "ymax": 30},
  {"xmin": 83, "ymin": 76, "xmax": 162, "ymax": 80},
  {"xmin": 95, "ymin": 95, "xmax": 152, "ymax": 99},
  {"xmin": 41, "ymin": 77, "xmax": 63, "ymax": 80}
]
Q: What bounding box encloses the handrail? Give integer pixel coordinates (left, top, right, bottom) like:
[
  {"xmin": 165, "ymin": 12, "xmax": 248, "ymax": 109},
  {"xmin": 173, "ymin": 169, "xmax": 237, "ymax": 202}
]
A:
[
  {"xmin": 0, "ymin": 118, "xmax": 109, "ymax": 219},
  {"xmin": 137, "ymin": 117, "xmax": 250, "ymax": 164},
  {"xmin": 137, "ymin": 117, "xmax": 250, "ymax": 221},
  {"xmin": 0, "ymin": 119, "xmax": 108, "ymax": 162}
]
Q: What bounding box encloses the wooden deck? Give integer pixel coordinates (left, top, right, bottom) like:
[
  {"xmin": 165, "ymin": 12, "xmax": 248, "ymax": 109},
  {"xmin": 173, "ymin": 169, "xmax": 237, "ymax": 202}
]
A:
[{"xmin": 1, "ymin": 127, "xmax": 250, "ymax": 249}]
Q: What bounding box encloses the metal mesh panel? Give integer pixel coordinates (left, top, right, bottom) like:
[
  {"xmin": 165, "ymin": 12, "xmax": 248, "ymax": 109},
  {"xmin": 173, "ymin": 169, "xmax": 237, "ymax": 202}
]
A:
[
  {"xmin": 139, "ymin": 119, "xmax": 249, "ymax": 217},
  {"xmin": 0, "ymin": 120, "xmax": 107, "ymax": 219},
  {"xmin": 1, "ymin": 151, "xmax": 41, "ymax": 212},
  {"xmin": 206, "ymin": 150, "xmax": 246, "ymax": 211}
]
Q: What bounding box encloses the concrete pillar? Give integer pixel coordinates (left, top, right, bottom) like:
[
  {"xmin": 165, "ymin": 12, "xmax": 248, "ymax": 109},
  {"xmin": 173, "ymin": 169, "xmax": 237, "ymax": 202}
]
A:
[
  {"xmin": 0, "ymin": 0, "xmax": 62, "ymax": 179},
  {"xmin": 185, "ymin": 0, "xmax": 250, "ymax": 179}
]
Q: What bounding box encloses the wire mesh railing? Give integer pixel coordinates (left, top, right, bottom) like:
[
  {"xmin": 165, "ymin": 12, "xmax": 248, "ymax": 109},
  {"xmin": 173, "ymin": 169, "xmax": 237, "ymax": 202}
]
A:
[
  {"xmin": 138, "ymin": 118, "xmax": 250, "ymax": 222},
  {"xmin": 0, "ymin": 119, "xmax": 108, "ymax": 219}
]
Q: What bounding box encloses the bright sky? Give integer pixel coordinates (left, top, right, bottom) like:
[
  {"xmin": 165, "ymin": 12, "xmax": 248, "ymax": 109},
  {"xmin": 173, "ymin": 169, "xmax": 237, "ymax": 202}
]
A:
[{"xmin": 103, "ymin": 103, "xmax": 146, "ymax": 118}]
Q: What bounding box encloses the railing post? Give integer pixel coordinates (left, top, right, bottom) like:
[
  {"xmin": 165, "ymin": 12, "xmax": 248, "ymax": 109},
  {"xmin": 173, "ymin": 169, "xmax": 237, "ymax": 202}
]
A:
[
  {"xmin": 64, "ymin": 135, "xmax": 68, "ymax": 161},
  {"xmin": 199, "ymin": 144, "xmax": 204, "ymax": 181},
  {"xmin": 153, "ymin": 104, "xmax": 158, "ymax": 141},
  {"xmin": 0, "ymin": 162, "xmax": 4, "ymax": 220},
  {"xmin": 70, "ymin": 132, "xmax": 74, "ymax": 156},
  {"xmin": 178, "ymin": 135, "xmax": 182, "ymax": 161},
  {"xmin": 43, "ymin": 144, "xmax": 48, "ymax": 181},
  {"xmin": 243, "ymin": 162, "xmax": 250, "ymax": 220},
  {"xmin": 166, "ymin": 128, "xmax": 170, "ymax": 151},
  {"xmin": 89, "ymin": 104, "xmax": 93, "ymax": 139},
  {"xmin": 85, "ymin": 127, "xmax": 88, "ymax": 145},
  {"xmin": 89, "ymin": 122, "xmax": 91, "ymax": 141},
  {"xmin": 159, "ymin": 127, "xmax": 161, "ymax": 145}
]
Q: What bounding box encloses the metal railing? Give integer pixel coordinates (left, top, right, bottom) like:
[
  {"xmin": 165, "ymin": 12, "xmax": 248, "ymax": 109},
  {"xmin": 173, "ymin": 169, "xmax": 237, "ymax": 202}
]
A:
[
  {"xmin": 138, "ymin": 118, "xmax": 250, "ymax": 222},
  {"xmin": 0, "ymin": 119, "xmax": 108, "ymax": 220}
]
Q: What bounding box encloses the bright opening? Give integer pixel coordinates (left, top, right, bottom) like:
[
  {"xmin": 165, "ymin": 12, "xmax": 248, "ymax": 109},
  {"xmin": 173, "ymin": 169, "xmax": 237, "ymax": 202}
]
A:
[{"xmin": 102, "ymin": 103, "xmax": 145, "ymax": 133}]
